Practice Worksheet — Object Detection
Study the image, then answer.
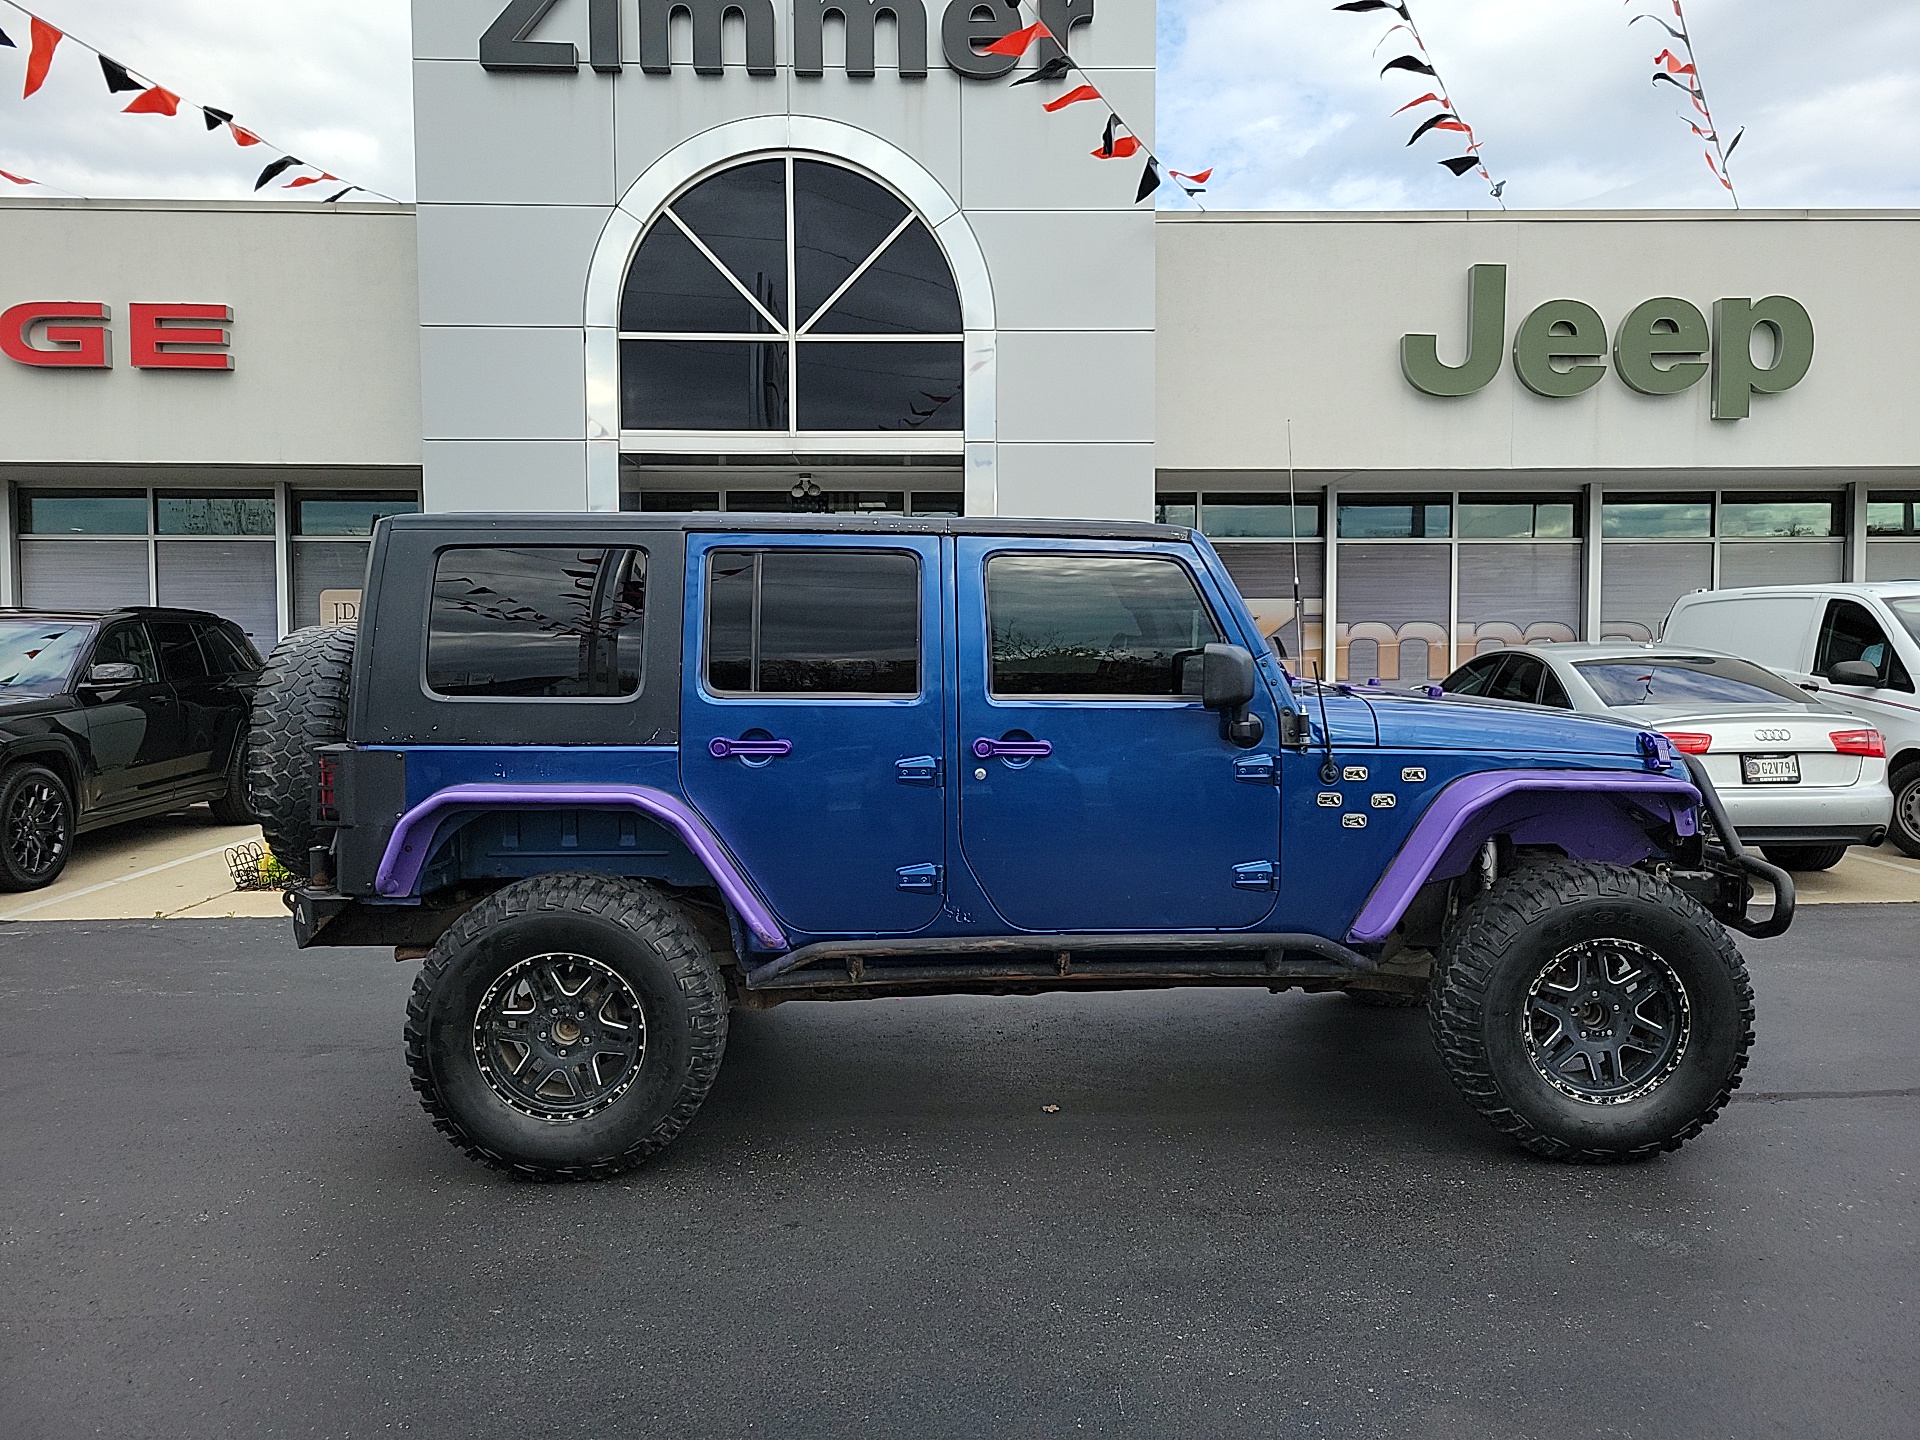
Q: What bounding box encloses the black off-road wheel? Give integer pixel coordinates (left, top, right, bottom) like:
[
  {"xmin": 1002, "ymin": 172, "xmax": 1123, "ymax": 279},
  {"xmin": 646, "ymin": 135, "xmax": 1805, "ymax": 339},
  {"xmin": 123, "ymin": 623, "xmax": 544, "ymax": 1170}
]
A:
[
  {"xmin": 405, "ymin": 873, "xmax": 729, "ymax": 1180},
  {"xmin": 1890, "ymin": 762, "xmax": 1920, "ymax": 860},
  {"xmin": 1758, "ymin": 843, "xmax": 1848, "ymax": 873},
  {"xmin": 0, "ymin": 762, "xmax": 74, "ymax": 892},
  {"xmin": 248, "ymin": 624, "xmax": 354, "ymax": 874},
  {"xmin": 1428, "ymin": 860, "xmax": 1754, "ymax": 1163}
]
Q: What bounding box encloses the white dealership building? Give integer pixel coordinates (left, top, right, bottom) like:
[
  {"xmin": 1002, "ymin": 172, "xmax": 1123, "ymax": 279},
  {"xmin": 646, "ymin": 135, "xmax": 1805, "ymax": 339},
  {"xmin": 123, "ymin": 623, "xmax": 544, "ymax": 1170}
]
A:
[{"xmin": 0, "ymin": 0, "xmax": 1916, "ymax": 681}]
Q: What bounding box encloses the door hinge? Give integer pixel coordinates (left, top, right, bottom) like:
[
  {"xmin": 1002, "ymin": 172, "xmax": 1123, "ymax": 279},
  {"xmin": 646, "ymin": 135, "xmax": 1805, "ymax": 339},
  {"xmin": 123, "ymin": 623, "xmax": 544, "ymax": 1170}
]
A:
[
  {"xmin": 895, "ymin": 754, "xmax": 943, "ymax": 786},
  {"xmin": 896, "ymin": 862, "xmax": 943, "ymax": 893},
  {"xmin": 1232, "ymin": 860, "xmax": 1277, "ymax": 891},
  {"xmin": 1233, "ymin": 753, "xmax": 1277, "ymax": 784}
]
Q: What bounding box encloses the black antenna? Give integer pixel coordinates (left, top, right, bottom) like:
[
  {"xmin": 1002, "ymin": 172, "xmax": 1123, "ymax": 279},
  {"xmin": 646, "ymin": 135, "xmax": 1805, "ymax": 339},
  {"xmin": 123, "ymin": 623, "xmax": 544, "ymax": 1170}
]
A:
[{"xmin": 1309, "ymin": 661, "xmax": 1339, "ymax": 785}]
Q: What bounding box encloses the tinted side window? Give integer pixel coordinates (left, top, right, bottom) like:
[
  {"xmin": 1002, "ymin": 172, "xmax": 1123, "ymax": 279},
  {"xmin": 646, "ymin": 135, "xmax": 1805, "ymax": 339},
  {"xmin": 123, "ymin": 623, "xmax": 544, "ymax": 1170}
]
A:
[
  {"xmin": 149, "ymin": 620, "xmax": 212, "ymax": 681},
  {"xmin": 1816, "ymin": 599, "xmax": 1915, "ymax": 692},
  {"xmin": 988, "ymin": 554, "xmax": 1224, "ymax": 698},
  {"xmin": 428, "ymin": 548, "xmax": 646, "ymax": 699},
  {"xmin": 1484, "ymin": 654, "xmax": 1543, "ymax": 703},
  {"xmin": 1540, "ymin": 666, "xmax": 1573, "ymax": 708},
  {"xmin": 195, "ymin": 622, "xmax": 256, "ymax": 675},
  {"xmin": 706, "ymin": 549, "xmax": 920, "ymax": 696},
  {"xmin": 92, "ymin": 623, "xmax": 159, "ymax": 684},
  {"xmin": 1442, "ymin": 655, "xmax": 1502, "ymax": 696}
]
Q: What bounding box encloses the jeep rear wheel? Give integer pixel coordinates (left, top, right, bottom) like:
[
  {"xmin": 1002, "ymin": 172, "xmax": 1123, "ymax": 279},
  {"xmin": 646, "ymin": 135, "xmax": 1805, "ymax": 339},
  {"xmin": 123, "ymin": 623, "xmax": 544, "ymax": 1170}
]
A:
[
  {"xmin": 1428, "ymin": 860, "xmax": 1753, "ymax": 1163},
  {"xmin": 248, "ymin": 624, "xmax": 355, "ymax": 875},
  {"xmin": 405, "ymin": 873, "xmax": 728, "ymax": 1180}
]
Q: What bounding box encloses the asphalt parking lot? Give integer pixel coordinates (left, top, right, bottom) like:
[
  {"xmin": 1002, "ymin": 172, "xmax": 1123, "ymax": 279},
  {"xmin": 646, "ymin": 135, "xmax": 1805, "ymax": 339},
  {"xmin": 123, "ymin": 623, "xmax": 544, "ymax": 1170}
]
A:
[{"xmin": 1, "ymin": 908, "xmax": 1914, "ymax": 1439}]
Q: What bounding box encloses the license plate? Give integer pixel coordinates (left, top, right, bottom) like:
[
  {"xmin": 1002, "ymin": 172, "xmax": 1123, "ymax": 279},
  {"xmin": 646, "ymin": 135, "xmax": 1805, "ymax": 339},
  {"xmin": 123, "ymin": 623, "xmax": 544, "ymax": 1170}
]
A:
[{"xmin": 1741, "ymin": 753, "xmax": 1801, "ymax": 785}]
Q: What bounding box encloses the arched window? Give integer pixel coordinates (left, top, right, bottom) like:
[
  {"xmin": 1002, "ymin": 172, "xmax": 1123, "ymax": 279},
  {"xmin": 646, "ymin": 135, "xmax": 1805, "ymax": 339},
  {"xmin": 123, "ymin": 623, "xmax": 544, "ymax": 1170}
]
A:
[{"xmin": 619, "ymin": 156, "xmax": 965, "ymax": 436}]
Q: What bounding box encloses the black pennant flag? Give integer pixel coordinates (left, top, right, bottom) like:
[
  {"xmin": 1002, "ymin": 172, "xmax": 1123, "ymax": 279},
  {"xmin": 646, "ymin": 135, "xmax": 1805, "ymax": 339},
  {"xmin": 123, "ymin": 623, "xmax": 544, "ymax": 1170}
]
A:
[
  {"xmin": 254, "ymin": 155, "xmax": 301, "ymax": 190},
  {"xmin": 1099, "ymin": 113, "xmax": 1120, "ymax": 158},
  {"xmin": 202, "ymin": 106, "xmax": 234, "ymax": 131},
  {"xmin": 323, "ymin": 186, "xmax": 356, "ymax": 203},
  {"xmin": 1405, "ymin": 112, "xmax": 1459, "ymax": 145},
  {"xmin": 1333, "ymin": 1, "xmax": 1409, "ymax": 14},
  {"xmin": 1135, "ymin": 157, "xmax": 1162, "ymax": 204},
  {"xmin": 1438, "ymin": 155, "xmax": 1480, "ymax": 176},
  {"xmin": 0, "ymin": 27, "xmax": 14, "ymax": 48},
  {"xmin": 1011, "ymin": 54, "xmax": 1074, "ymax": 86},
  {"xmin": 1652, "ymin": 71, "xmax": 1698, "ymax": 94},
  {"xmin": 99, "ymin": 56, "xmax": 145, "ymax": 94},
  {"xmin": 1381, "ymin": 55, "xmax": 1437, "ymax": 78}
]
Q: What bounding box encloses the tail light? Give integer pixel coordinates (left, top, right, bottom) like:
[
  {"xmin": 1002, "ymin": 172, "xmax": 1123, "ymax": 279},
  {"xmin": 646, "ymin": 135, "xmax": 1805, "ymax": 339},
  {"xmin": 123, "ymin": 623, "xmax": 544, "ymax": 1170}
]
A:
[
  {"xmin": 1830, "ymin": 728, "xmax": 1886, "ymax": 758},
  {"xmin": 1663, "ymin": 731, "xmax": 1713, "ymax": 754},
  {"xmin": 315, "ymin": 753, "xmax": 339, "ymax": 822}
]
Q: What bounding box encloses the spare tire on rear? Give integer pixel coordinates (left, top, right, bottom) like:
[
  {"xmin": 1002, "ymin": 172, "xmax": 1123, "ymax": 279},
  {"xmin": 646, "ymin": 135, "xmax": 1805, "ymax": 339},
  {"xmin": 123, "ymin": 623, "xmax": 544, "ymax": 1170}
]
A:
[{"xmin": 249, "ymin": 624, "xmax": 355, "ymax": 876}]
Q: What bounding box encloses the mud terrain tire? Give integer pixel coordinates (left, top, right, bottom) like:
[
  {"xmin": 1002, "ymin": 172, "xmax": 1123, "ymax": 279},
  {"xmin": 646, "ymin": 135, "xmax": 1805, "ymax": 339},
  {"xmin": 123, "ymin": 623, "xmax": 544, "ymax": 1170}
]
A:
[
  {"xmin": 405, "ymin": 874, "xmax": 728, "ymax": 1180},
  {"xmin": 248, "ymin": 624, "xmax": 354, "ymax": 874},
  {"xmin": 1428, "ymin": 860, "xmax": 1753, "ymax": 1163}
]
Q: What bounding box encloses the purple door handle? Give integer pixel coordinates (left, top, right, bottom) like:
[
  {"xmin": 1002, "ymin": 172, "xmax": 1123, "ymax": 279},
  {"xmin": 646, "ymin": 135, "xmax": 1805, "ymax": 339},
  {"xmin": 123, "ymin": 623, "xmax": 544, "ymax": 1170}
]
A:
[
  {"xmin": 972, "ymin": 737, "xmax": 1052, "ymax": 760},
  {"xmin": 709, "ymin": 736, "xmax": 794, "ymax": 760}
]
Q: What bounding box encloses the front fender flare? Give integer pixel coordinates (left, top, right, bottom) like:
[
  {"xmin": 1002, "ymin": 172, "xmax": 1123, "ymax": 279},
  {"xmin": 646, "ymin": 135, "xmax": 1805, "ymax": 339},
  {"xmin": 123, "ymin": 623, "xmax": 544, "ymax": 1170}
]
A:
[
  {"xmin": 1346, "ymin": 769, "xmax": 1700, "ymax": 944},
  {"xmin": 372, "ymin": 782, "xmax": 786, "ymax": 950}
]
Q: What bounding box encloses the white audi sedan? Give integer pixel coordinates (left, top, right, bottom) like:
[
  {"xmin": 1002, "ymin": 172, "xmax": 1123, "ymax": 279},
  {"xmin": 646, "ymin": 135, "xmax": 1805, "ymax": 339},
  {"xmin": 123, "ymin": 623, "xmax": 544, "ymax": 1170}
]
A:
[{"xmin": 1439, "ymin": 643, "xmax": 1894, "ymax": 872}]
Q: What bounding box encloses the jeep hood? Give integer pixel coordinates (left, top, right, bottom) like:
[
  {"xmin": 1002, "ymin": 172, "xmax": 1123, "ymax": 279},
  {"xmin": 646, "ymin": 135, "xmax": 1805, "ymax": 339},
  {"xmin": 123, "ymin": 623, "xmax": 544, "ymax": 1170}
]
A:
[{"xmin": 1364, "ymin": 691, "xmax": 1652, "ymax": 761}]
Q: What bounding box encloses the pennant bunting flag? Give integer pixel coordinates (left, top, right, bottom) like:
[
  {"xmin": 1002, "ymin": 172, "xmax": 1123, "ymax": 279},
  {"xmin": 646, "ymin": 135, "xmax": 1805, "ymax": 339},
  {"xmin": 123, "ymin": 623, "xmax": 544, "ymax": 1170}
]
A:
[
  {"xmin": 1653, "ymin": 48, "xmax": 1695, "ymax": 75},
  {"xmin": 323, "ymin": 187, "xmax": 357, "ymax": 204},
  {"xmin": 202, "ymin": 106, "xmax": 234, "ymax": 131},
  {"xmin": 1097, "ymin": 113, "xmax": 1121, "ymax": 157},
  {"xmin": 1135, "ymin": 158, "xmax": 1161, "ymax": 204},
  {"xmin": 1170, "ymin": 168, "xmax": 1213, "ymax": 185},
  {"xmin": 1094, "ymin": 135, "xmax": 1141, "ymax": 160},
  {"xmin": 1043, "ymin": 84, "xmax": 1100, "ymax": 112},
  {"xmin": 1339, "ymin": 0, "xmax": 1503, "ymax": 201},
  {"xmin": 982, "ymin": 21, "xmax": 1049, "ymax": 57},
  {"xmin": 231, "ymin": 125, "xmax": 263, "ymax": 147},
  {"xmin": 254, "ymin": 156, "xmax": 302, "ymax": 190},
  {"xmin": 124, "ymin": 85, "xmax": 181, "ymax": 116},
  {"xmin": 285, "ymin": 172, "xmax": 341, "ymax": 189},
  {"xmin": 23, "ymin": 17, "xmax": 62, "ymax": 98},
  {"xmin": 1405, "ymin": 112, "xmax": 1464, "ymax": 144},
  {"xmin": 1, "ymin": 168, "xmax": 34, "ymax": 185},
  {"xmin": 98, "ymin": 56, "xmax": 143, "ymax": 94},
  {"xmin": 1334, "ymin": 0, "xmax": 1409, "ymax": 13},
  {"xmin": 1438, "ymin": 155, "xmax": 1481, "ymax": 176},
  {"xmin": 1010, "ymin": 54, "xmax": 1074, "ymax": 86},
  {"xmin": 1380, "ymin": 55, "xmax": 1436, "ymax": 78},
  {"xmin": 1626, "ymin": 0, "xmax": 1740, "ymax": 204},
  {"xmin": 1724, "ymin": 126, "xmax": 1744, "ymax": 158},
  {"xmin": 1391, "ymin": 91, "xmax": 1447, "ymax": 115},
  {"xmin": 0, "ymin": 28, "xmax": 14, "ymax": 48}
]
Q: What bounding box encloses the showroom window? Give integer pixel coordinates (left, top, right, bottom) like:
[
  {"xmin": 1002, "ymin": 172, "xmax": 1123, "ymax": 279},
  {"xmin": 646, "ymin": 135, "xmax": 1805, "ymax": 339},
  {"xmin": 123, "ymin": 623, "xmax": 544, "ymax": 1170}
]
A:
[
  {"xmin": 1867, "ymin": 490, "xmax": 1920, "ymax": 582},
  {"xmin": 620, "ymin": 158, "xmax": 964, "ymax": 438},
  {"xmin": 1155, "ymin": 489, "xmax": 1324, "ymax": 663},
  {"xmin": 290, "ymin": 490, "xmax": 420, "ymax": 629},
  {"xmin": 629, "ymin": 486, "xmax": 962, "ymax": 517}
]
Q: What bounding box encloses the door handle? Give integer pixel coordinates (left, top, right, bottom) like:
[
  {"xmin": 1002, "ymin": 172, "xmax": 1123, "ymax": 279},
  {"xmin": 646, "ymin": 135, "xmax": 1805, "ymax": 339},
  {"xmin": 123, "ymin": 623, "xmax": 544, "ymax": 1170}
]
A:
[
  {"xmin": 708, "ymin": 737, "xmax": 793, "ymax": 760},
  {"xmin": 972, "ymin": 737, "xmax": 1052, "ymax": 760}
]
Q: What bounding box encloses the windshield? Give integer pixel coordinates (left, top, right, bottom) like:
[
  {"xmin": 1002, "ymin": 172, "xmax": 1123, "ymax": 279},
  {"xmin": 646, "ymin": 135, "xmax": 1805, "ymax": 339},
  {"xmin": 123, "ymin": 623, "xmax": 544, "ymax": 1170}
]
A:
[
  {"xmin": 1887, "ymin": 597, "xmax": 1920, "ymax": 648},
  {"xmin": 1575, "ymin": 656, "xmax": 1809, "ymax": 709},
  {"xmin": 0, "ymin": 620, "xmax": 91, "ymax": 691}
]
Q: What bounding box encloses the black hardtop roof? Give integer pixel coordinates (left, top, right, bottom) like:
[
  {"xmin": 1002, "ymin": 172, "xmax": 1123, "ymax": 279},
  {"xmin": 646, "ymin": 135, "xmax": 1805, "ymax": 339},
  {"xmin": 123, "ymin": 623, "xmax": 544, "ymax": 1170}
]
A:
[
  {"xmin": 378, "ymin": 511, "xmax": 1191, "ymax": 543},
  {"xmin": 0, "ymin": 606, "xmax": 233, "ymax": 624}
]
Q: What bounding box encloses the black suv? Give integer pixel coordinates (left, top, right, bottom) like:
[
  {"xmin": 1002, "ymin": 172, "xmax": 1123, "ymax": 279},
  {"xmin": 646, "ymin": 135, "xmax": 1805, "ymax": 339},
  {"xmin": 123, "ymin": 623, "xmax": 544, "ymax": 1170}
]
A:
[{"xmin": 0, "ymin": 607, "xmax": 260, "ymax": 891}]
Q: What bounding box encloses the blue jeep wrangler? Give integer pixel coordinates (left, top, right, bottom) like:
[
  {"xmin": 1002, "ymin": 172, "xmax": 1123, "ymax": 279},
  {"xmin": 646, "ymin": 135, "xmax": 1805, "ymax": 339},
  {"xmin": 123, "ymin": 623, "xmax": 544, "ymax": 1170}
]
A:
[{"xmin": 254, "ymin": 513, "xmax": 1791, "ymax": 1178}]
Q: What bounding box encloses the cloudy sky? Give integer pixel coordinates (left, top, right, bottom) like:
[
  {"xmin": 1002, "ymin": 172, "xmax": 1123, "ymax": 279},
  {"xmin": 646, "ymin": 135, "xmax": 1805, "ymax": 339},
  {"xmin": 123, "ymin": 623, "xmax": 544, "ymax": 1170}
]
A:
[{"xmin": 0, "ymin": 0, "xmax": 1913, "ymax": 210}]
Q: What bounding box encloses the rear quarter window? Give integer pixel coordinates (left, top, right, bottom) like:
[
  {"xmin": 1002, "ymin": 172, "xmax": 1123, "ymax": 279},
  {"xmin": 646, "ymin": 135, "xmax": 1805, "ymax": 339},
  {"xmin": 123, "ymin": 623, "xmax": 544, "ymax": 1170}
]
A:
[{"xmin": 428, "ymin": 547, "xmax": 646, "ymax": 699}]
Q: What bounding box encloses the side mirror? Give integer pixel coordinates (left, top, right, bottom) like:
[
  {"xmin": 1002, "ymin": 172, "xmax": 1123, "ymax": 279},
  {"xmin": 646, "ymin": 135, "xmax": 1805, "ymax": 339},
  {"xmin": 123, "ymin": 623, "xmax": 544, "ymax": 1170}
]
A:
[
  {"xmin": 1826, "ymin": 659, "xmax": 1880, "ymax": 687},
  {"xmin": 1198, "ymin": 644, "xmax": 1264, "ymax": 749},
  {"xmin": 83, "ymin": 662, "xmax": 143, "ymax": 689}
]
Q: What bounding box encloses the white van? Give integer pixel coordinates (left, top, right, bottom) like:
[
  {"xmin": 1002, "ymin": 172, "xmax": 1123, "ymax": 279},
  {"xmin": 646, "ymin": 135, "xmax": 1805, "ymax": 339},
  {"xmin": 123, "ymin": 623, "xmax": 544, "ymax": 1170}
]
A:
[{"xmin": 1664, "ymin": 583, "xmax": 1920, "ymax": 856}]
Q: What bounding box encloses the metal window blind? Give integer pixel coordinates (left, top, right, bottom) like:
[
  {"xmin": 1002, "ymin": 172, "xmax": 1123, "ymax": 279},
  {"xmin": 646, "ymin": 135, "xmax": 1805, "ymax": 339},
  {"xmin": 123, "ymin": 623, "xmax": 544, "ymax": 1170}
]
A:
[
  {"xmin": 1457, "ymin": 543, "xmax": 1581, "ymax": 660},
  {"xmin": 155, "ymin": 539, "xmax": 278, "ymax": 644},
  {"xmin": 1867, "ymin": 539, "xmax": 1920, "ymax": 582},
  {"xmin": 18, "ymin": 540, "xmax": 150, "ymax": 610},
  {"xmin": 1338, "ymin": 542, "xmax": 1449, "ymax": 682},
  {"xmin": 291, "ymin": 542, "xmax": 371, "ymax": 628},
  {"xmin": 1718, "ymin": 540, "xmax": 1844, "ymax": 588},
  {"xmin": 1600, "ymin": 542, "xmax": 1712, "ymax": 643},
  {"xmin": 1215, "ymin": 542, "xmax": 1324, "ymax": 660}
]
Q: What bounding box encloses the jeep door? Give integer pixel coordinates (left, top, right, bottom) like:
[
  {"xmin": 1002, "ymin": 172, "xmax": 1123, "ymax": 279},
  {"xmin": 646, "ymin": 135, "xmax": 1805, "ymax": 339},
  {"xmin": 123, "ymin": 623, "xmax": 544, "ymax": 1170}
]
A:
[
  {"xmin": 680, "ymin": 535, "xmax": 946, "ymax": 937},
  {"xmin": 955, "ymin": 538, "xmax": 1282, "ymax": 931}
]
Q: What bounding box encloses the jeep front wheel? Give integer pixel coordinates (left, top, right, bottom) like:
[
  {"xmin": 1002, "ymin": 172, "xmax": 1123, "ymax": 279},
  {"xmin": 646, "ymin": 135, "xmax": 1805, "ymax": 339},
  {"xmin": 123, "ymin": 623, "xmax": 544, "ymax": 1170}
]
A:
[
  {"xmin": 405, "ymin": 873, "xmax": 728, "ymax": 1179},
  {"xmin": 1428, "ymin": 861, "xmax": 1753, "ymax": 1163}
]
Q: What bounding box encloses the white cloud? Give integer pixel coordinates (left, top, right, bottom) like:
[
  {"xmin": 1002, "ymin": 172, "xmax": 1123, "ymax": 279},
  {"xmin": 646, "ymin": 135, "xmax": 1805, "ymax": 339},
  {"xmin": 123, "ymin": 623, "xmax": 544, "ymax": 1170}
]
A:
[{"xmin": 0, "ymin": 0, "xmax": 1912, "ymax": 210}]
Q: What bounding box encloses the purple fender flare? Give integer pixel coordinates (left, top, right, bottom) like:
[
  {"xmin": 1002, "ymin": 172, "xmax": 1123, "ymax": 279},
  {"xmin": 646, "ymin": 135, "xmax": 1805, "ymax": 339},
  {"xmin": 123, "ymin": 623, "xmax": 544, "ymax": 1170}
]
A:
[
  {"xmin": 1346, "ymin": 769, "xmax": 1701, "ymax": 945},
  {"xmin": 372, "ymin": 783, "xmax": 787, "ymax": 951}
]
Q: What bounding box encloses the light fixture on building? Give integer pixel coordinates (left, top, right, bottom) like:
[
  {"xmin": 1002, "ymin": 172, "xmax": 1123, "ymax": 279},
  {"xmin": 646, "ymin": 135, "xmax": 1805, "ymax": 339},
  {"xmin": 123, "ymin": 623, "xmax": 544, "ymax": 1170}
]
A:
[{"xmin": 789, "ymin": 472, "xmax": 822, "ymax": 500}]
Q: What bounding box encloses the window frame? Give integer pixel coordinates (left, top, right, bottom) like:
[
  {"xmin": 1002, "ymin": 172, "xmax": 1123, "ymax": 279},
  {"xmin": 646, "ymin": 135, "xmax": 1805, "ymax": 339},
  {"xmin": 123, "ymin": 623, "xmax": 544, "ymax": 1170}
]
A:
[
  {"xmin": 422, "ymin": 544, "xmax": 651, "ymax": 706},
  {"xmin": 699, "ymin": 545, "xmax": 926, "ymax": 702},
  {"xmin": 983, "ymin": 550, "xmax": 1230, "ymax": 704},
  {"xmin": 620, "ymin": 154, "xmax": 966, "ymax": 450}
]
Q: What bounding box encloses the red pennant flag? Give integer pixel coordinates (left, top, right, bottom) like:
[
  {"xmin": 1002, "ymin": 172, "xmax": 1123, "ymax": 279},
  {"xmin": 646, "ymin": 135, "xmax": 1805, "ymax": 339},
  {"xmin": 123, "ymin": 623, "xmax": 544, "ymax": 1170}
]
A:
[
  {"xmin": 285, "ymin": 172, "xmax": 341, "ymax": 188},
  {"xmin": 124, "ymin": 85, "xmax": 182, "ymax": 116},
  {"xmin": 1653, "ymin": 48, "xmax": 1696, "ymax": 75},
  {"xmin": 23, "ymin": 17, "xmax": 62, "ymax": 98},
  {"xmin": 0, "ymin": 169, "xmax": 34, "ymax": 185},
  {"xmin": 1043, "ymin": 84, "xmax": 1100, "ymax": 112},
  {"xmin": 1093, "ymin": 135, "xmax": 1141, "ymax": 159},
  {"xmin": 230, "ymin": 125, "xmax": 263, "ymax": 147},
  {"xmin": 1170, "ymin": 168, "xmax": 1213, "ymax": 184},
  {"xmin": 982, "ymin": 21, "xmax": 1048, "ymax": 56},
  {"xmin": 1390, "ymin": 92, "xmax": 1447, "ymax": 115}
]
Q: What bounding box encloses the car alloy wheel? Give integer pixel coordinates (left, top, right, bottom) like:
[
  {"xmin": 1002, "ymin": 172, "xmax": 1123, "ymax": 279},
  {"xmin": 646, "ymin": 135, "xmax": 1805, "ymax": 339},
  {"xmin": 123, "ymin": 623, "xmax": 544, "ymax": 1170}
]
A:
[
  {"xmin": 1522, "ymin": 938, "xmax": 1692, "ymax": 1105},
  {"xmin": 6, "ymin": 775, "xmax": 70, "ymax": 882},
  {"xmin": 471, "ymin": 951, "xmax": 647, "ymax": 1122}
]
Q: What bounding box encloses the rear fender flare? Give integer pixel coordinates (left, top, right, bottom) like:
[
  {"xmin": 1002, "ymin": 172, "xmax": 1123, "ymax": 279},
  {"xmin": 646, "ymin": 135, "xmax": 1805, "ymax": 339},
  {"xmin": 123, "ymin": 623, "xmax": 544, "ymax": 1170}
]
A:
[
  {"xmin": 1347, "ymin": 769, "xmax": 1701, "ymax": 944},
  {"xmin": 373, "ymin": 782, "xmax": 786, "ymax": 950}
]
